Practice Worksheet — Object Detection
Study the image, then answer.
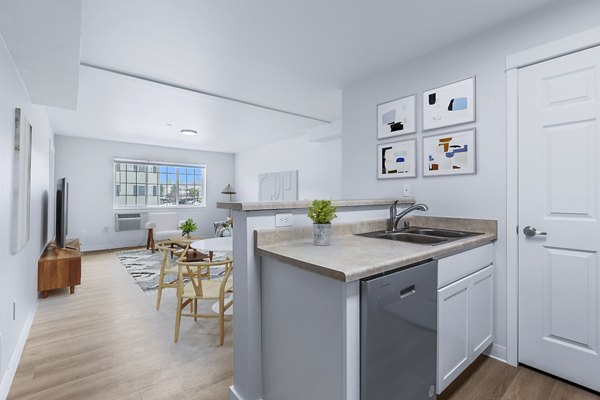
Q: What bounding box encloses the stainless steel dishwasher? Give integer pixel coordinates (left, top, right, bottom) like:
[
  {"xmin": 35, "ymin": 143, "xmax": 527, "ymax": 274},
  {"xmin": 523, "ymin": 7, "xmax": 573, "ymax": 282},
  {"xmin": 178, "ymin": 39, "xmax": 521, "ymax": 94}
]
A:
[{"xmin": 360, "ymin": 259, "xmax": 437, "ymax": 400}]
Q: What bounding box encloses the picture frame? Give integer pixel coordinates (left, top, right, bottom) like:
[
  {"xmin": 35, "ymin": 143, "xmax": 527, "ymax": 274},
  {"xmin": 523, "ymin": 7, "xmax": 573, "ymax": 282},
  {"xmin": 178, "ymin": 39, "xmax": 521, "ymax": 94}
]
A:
[
  {"xmin": 12, "ymin": 108, "xmax": 33, "ymax": 253},
  {"xmin": 259, "ymin": 170, "xmax": 299, "ymax": 201},
  {"xmin": 422, "ymin": 129, "xmax": 476, "ymax": 177},
  {"xmin": 377, "ymin": 138, "xmax": 417, "ymax": 179},
  {"xmin": 376, "ymin": 94, "xmax": 416, "ymax": 139},
  {"xmin": 423, "ymin": 77, "xmax": 475, "ymax": 131}
]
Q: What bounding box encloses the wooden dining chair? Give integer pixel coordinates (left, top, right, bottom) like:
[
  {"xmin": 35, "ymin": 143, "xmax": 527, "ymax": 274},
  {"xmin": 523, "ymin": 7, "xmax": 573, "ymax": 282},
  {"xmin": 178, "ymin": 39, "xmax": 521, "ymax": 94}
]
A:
[
  {"xmin": 155, "ymin": 241, "xmax": 211, "ymax": 311},
  {"xmin": 174, "ymin": 256, "xmax": 233, "ymax": 344},
  {"xmin": 155, "ymin": 241, "xmax": 187, "ymax": 310}
]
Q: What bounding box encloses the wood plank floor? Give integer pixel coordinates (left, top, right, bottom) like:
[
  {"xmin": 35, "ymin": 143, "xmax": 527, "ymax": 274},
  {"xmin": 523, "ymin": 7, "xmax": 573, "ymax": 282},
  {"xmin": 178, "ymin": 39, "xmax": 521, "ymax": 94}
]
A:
[
  {"xmin": 440, "ymin": 354, "xmax": 600, "ymax": 400},
  {"xmin": 8, "ymin": 250, "xmax": 232, "ymax": 400},
  {"xmin": 8, "ymin": 251, "xmax": 600, "ymax": 399}
]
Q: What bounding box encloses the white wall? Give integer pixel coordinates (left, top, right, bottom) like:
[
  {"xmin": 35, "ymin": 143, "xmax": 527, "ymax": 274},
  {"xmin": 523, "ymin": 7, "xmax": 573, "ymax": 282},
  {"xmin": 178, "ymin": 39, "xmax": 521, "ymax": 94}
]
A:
[
  {"xmin": 235, "ymin": 133, "xmax": 342, "ymax": 202},
  {"xmin": 54, "ymin": 136, "xmax": 234, "ymax": 251},
  {"xmin": 0, "ymin": 36, "xmax": 54, "ymax": 398},
  {"xmin": 341, "ymin": 0, "xmax": 600, "ymax": 360}
]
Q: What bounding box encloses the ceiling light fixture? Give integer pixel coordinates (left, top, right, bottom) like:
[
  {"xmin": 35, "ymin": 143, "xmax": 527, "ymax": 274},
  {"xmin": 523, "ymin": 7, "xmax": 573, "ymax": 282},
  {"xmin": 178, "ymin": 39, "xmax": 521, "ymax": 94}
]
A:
[{"xmin": 180, "ymin": 129, "xmax": 197, "ymax": 136}]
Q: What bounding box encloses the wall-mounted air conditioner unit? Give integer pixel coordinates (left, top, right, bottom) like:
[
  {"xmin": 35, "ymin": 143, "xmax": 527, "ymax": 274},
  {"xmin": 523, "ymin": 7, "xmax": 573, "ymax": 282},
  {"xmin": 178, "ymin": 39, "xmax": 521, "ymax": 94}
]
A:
[{"xmin": 114, "ymin": 213, "xmax": 148, "ymax": 232}]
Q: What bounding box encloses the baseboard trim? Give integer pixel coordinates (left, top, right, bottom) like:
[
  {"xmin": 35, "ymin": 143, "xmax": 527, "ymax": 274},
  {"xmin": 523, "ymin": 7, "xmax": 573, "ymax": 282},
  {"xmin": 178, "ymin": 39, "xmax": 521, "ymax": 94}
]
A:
[
  {"xmin": 229, "ymin": 385, "xmax": 242, "ymax": 400},
  {"xmin": 486, "ymin": 343, "xmax": 508, "ymax": 364},
  {"xmin": 81, "ymin": 243, "xmax": 140, "ymax": 252},
  {"xmin": 0, "ymin": 299, "xmax": 38, "ymax": 400},
  {"xmin": 81, "ymin": 243, "xmax": 111, "ymax": 252},
  {"xmin": 229, "ymin": 385, "xmax": 261, "ymax": 400}
]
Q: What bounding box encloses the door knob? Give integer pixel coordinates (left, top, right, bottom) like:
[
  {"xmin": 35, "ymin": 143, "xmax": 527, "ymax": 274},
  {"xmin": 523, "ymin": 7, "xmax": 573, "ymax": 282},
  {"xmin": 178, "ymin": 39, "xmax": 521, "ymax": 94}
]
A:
[{"xmin": 523, "ymin": 226, "xmax": 547, "ymax": 237}]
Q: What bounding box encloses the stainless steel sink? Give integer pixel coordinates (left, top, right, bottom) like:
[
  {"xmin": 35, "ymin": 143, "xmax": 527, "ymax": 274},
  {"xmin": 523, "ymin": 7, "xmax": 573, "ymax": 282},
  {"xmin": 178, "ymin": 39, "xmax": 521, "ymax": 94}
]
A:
[
  {"xmin": 378, "ymin": 232, "xmax": 448, "ymax": 244},
  {"xmin": 403, "ymin": 227, "xmax": 475, "ymax": 238},
  {"xmin": 356, "ymin": 226, "xmax": 482, "ymax": 245}
]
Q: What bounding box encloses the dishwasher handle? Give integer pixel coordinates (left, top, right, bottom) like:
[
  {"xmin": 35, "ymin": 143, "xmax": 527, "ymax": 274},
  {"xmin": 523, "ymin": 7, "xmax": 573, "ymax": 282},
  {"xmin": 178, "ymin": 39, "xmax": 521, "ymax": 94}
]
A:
[
  {"xmin": 376, "ymin": 283, "xmax": 418, "ymax": 308},
  {"xmin": 400, "ymin": 284, "xmax": 416, "ymax": 299}
]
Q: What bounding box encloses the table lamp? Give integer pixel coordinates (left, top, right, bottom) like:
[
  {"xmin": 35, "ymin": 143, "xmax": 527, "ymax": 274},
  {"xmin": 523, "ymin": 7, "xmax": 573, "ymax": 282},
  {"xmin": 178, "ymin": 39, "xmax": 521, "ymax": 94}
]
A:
[{"xmin": 221, "ymin": 184, "xmax": 236, "ymax": 217}]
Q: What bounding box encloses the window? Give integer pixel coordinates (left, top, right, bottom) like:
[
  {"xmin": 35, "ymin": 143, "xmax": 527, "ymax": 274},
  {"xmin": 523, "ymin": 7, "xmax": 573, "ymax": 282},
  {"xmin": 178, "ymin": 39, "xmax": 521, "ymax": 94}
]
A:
[
  {"xmin": 114, "ymin": 159, "xmax": 206, "ymax": 208},
  {"xmin": 135, "ymin": 185, "xmax": 146, "ymax": 197}
]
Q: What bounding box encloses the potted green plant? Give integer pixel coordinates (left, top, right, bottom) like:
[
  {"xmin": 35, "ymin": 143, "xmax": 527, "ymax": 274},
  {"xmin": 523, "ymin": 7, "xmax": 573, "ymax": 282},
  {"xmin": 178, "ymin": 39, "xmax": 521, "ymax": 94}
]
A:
[
  {"xmin": 307, "ymin": 200, "xmax": 337, "ymax": 246},
  {"xmin": 181, "ymin": 218, "xmax": 197, "ymax": 239}
]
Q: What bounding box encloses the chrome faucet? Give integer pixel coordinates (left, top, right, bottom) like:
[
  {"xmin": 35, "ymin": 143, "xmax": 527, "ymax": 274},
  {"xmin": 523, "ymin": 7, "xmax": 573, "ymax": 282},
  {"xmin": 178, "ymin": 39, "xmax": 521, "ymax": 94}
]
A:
[
  {"xmin": 389, "ymin": 200, "xmax": 400, "ymax": 230},
  {"xmin": 389, "ymin": 202, "xmax": 429, "ymax": 231}
]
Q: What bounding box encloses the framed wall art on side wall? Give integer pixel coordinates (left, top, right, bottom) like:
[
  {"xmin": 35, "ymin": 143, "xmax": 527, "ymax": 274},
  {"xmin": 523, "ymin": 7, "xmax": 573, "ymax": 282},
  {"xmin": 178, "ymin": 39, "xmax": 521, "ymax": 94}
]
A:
[
  {"xmin": 377, "ymin": 139, "xmax": 417, "ymax": 179},
  {"xmin": 423, "ymin": 129, "xmax": 476, "ymax": 177},
  {"xmin": 12, "ymin": 108, "xmax": 33, "ymax": 253},
  {"xmin": 377, "ymin": 94, "xmax": 416, "ymax": 139},
  {"xmin": 423, "ymin": 77, "xmax": 475, "ymax": 131}
]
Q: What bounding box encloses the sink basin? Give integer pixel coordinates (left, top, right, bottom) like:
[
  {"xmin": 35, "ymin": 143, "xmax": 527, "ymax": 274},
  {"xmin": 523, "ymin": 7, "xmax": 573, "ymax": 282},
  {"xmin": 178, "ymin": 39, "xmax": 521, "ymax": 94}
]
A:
[
  {"xmin": 356, "ymin": 226, "xmax": 482, "ymax": 245},
  {"xmin": 375, "ymin": 232, "xmax": 448, "ymax": 244},
  {"xmin": 403, "ymin": 227, "xmax": 475, "ymax": 238}
]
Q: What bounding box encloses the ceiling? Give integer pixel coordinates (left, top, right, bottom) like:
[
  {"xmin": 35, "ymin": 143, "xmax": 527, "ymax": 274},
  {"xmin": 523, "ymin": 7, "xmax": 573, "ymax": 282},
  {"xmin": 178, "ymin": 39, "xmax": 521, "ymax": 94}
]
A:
[
  {"xmin": 0, "ymin": 0, "xmax": 81, "ymax": 109},
  {"xmin": 27, "ymin": 0, "xmax": 564, "ymax": 152},
  {"xmin": 48, "ymin": 66, "xmax": 323, "ymax": 153}
]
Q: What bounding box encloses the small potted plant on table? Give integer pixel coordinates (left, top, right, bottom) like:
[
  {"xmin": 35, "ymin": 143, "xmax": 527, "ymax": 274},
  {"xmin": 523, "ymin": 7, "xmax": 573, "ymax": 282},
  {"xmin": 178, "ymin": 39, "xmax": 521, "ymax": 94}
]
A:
[
  {"xmin": 307, "ymin": 200, "xmax": 337, "ymax": 246},
  {"xmin": 181, "ymin": 218, "xmax": 198, "ymax": 239}
]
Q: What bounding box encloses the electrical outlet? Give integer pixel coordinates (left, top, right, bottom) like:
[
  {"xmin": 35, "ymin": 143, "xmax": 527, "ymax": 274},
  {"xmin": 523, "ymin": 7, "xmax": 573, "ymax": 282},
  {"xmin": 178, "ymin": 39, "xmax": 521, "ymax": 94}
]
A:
[
  {"xmin": 81, "ymin": 229, "xmax": 88, "ymax": 237},
  {"xmin": 102, "ymin": 226, "xmax": 109, "ymax": 233},
  {"xmin": 275, "ymin": 213, "xmax": 293, "ymax": 227},
  {"xmin": 402, "ymin": 184, "xmax": 412, "ymax": 197}
]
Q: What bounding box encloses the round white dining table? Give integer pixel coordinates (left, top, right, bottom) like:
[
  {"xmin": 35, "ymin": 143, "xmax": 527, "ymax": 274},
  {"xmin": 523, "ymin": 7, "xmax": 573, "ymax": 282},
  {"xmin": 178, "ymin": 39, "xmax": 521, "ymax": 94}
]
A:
[
  {"xmin": 191, "ymin": 236, "xmax": 234, "ymax": 315},
  {"xmin": 191, "ymin": 237, "xmax": 233, "ymax": 253}
]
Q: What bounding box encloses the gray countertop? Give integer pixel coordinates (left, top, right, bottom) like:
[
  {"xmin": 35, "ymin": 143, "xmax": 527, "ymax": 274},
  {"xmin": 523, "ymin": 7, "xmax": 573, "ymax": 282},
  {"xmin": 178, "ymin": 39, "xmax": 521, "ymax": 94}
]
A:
[
  {"xmin": 217, "ymin": 198, "xmax": 415, "ymax": 211},
  {"xmin": 255, "ymin": 216, "xmax": 497, "ymax": 282}
]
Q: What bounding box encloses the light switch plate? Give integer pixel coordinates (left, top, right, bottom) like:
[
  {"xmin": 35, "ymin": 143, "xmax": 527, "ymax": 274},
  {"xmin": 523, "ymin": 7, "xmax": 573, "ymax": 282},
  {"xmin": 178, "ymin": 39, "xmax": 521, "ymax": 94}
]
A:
[
  {"xmin": 275, "ymin": 213, "xmax": 293, "ymax": 227},
  {"xmin": 402, "ymin": 184, "xmax": 412, "ymax": 197}
]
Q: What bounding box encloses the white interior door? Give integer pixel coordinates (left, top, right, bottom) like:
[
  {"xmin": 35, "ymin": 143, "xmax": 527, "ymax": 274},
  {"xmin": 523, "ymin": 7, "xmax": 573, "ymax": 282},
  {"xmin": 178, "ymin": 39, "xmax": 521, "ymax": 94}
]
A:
[{"xmin": 518, "ymin": 45, "xmax": 600, "ymax": 391}]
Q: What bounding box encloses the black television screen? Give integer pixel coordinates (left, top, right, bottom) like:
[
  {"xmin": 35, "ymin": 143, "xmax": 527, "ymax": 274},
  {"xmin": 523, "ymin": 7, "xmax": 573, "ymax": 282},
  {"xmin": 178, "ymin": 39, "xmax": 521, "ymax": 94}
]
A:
[{"xmin": 55, "ymin": 178, "xmax": 69, "ymax": 248}]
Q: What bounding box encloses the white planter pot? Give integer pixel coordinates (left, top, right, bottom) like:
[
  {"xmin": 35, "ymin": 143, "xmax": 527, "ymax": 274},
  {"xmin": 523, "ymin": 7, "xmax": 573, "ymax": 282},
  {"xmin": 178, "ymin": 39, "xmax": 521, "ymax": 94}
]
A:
[{"xmin": 313, "ymin": 223, "xmax": 332, "ymax": 246}]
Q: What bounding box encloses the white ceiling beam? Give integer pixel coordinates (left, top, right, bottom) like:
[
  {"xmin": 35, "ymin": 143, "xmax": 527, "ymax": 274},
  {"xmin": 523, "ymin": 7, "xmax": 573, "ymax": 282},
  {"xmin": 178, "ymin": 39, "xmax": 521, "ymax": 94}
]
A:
[{"xmin": 80, "ymin": 62, "xmax": 331, "ymax": 124}]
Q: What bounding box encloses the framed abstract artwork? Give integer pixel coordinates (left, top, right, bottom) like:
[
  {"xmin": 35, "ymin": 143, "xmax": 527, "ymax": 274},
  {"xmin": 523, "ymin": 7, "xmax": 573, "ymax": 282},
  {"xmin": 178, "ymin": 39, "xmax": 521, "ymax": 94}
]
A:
[
  {"xmin": 259, "ymin": 170, "xmax": 298, "ymax": 201},
  {"xmin": 377, "ymin": 139, "xmax": 417, "ymax": 179},
  {"xmin": 12, "ymin": 108, "xmax": 33, "ymax": 253},
  {"xmin": 423, "ymin": 77, "xmax": 475, "ymax": 131},
  {"xmin": 376, "ymin": 94, "xmax": 416, "ymax": 139},
  {"xmin": 423, "ymin": 129, "xmax": 476, "ymax": 177}
]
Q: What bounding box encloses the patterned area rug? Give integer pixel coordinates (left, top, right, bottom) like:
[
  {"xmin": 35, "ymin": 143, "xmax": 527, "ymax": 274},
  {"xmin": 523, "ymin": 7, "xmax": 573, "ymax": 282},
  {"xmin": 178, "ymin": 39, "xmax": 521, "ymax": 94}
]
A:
[{"xmin": 116, "ymin": 248, "xmax": 228, "ymax": 293}]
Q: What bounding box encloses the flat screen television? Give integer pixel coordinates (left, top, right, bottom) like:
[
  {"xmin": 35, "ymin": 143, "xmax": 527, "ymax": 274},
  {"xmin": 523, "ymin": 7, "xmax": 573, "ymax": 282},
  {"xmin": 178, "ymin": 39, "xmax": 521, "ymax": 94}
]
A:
[{"xmin": 55, "ymin": 178, "xmax": 69, "ymax": 248}]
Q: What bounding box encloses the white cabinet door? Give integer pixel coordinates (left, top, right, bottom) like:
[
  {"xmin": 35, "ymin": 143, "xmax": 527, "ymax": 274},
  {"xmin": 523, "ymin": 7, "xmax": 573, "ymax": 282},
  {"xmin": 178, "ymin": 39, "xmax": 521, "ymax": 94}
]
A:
[
  {"xmin": 469, "ymin": 265, "xmax": 494, "ymax": 357},
  {"xmin": 437, "ymin": 261, "xmax": 495, "ymax": 394},
  {"xmin": 437, "ymin": 276, "xmax": 470, "ymax": 393}
]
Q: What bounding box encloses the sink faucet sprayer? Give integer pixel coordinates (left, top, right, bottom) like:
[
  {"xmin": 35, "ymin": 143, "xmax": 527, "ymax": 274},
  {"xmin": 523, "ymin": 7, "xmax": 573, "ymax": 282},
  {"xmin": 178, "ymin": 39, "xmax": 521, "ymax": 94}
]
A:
[{"xmin": 389, "ymin": 202, "xmax": 429, "ymax": 231}]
